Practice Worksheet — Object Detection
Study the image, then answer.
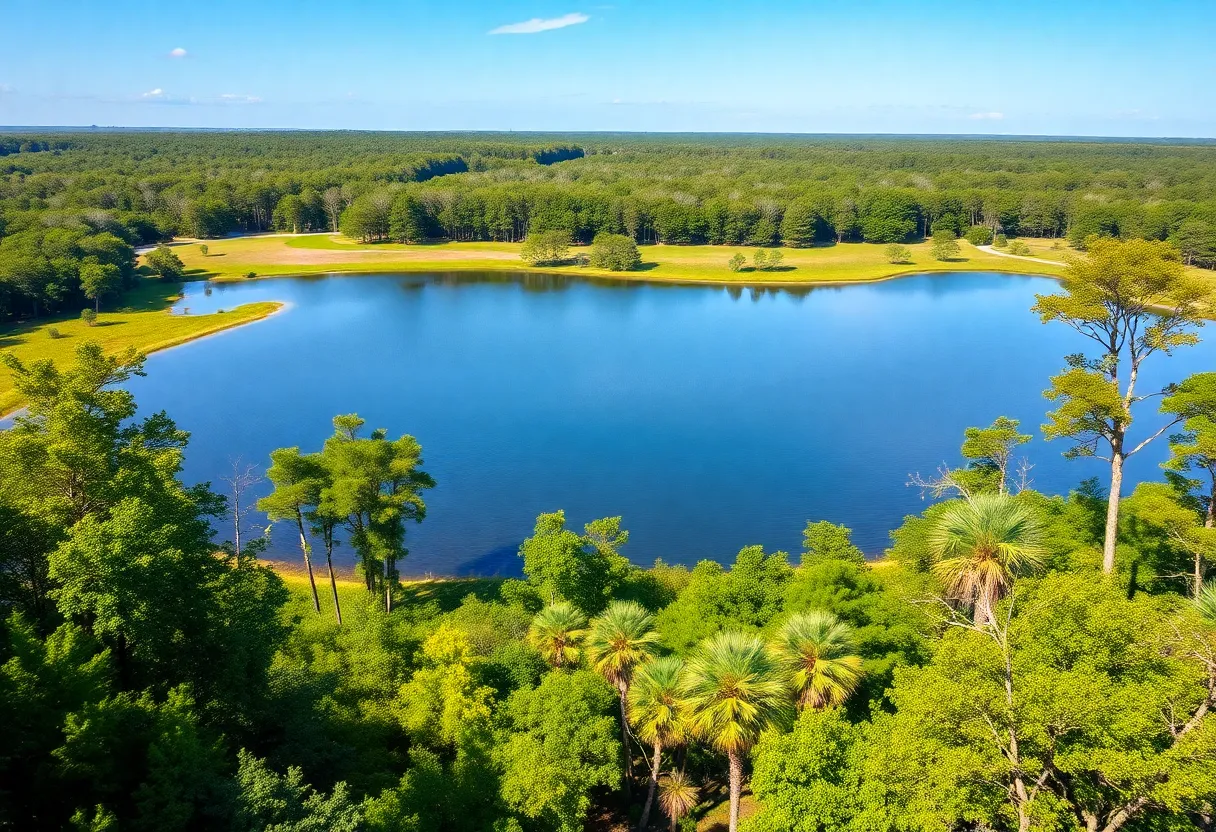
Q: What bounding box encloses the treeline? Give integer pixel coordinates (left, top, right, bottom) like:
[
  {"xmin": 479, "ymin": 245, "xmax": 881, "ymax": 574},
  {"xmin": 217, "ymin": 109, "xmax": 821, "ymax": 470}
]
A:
[
  {"xmin": 6, "ymin": 131, "xmax": 1216, "ymax": 321},
  {"xmin": 0, "ymin": 138, "xmax": 67, "ymax": 156}
]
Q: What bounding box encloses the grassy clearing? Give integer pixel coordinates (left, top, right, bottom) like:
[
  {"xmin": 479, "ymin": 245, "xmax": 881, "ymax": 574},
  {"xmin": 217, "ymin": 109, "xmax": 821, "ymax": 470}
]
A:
[
  {"xmin": 170, "ymin": 233, "xmax": 1069, "ymax": 286},
  {"xmin": 275, "ymin": 565, "xmax": 504, "ymax": 628},
  {"xmin": 0, "ymin": 279, "xmax": 281, "ymax": 416}
]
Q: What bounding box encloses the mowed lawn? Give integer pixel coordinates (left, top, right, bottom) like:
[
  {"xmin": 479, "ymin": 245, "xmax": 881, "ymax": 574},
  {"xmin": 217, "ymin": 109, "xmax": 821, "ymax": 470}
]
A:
[
  {"xmin": 0, "ymin": 279, "xmax": 280, "ymax": 415},
  {"xmin": 172, "ymin": 233, "xmax": 1071, "ymax": 285}
]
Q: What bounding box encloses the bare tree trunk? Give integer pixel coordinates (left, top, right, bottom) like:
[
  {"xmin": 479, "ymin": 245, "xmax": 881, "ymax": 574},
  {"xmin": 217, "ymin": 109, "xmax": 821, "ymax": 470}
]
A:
[
  {"xmin": 384, "ymin": 557, "xmax": 393, "ymax": 613},
  {"xmin": 325, "ymin": 536, "xmax": 343, "ymax": 626},
  {"xmin": 638, "ymin": 742, "xmax": 661, "ymax": 831},
  {"xmin": 727, "ymin": 749, "xmax": 743, "ymax": 832},
  {"xmin": 1103, "ymin": 443, "xmax": 1125, "ymax": 574},
  {"xmin": 295, "ymin": 511, "xmax": 320, "ymax": 613}
]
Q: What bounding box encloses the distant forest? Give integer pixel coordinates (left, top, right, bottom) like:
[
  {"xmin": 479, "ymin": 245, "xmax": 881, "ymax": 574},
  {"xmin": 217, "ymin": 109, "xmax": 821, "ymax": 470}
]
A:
[{"xmin": 3, "ymin": 131, "xmax": 1216, "ymax": 318}]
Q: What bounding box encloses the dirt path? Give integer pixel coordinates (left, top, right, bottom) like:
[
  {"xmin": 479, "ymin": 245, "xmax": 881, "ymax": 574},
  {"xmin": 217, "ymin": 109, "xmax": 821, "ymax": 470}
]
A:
[{"xmin": 976, "ymin": 244, "xmax": 1065, "ymax": 266}]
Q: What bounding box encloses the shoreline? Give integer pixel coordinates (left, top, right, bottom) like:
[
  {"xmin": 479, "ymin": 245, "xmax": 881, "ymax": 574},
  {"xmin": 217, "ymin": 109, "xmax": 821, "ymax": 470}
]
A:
[{"xmin": 0, "ymin": 299, "xmax": 286, "ymax": 419}]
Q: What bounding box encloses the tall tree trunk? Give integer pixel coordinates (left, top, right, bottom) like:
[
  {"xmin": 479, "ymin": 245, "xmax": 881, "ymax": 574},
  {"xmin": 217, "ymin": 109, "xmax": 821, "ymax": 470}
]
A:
[
  {"xmin": 325, "ymin": 537, "xmax": 343, "ymax": 626},
  {"xmin": 727, "ymin": 749, "xmax": 743, "ymax": 832},
  {"xmin": 619, "ymin": 683, "xmax": 632, "ymax": 803},
  {"xmin": 638, "ymin": 742, "xmax": 661, "ymax": 831},
  {"xmin": 1202, "ymin": 484, "xmax": 1215, "ymax": 598},
  {"xmin": 384, "ymin": 556, "xmax": 393, "ymax": 613},
  {"xmin": 295, "ymin": 511, "xmax": 320, "ymax": 613},
  {"xmin": 1103, "ymin": 445, "xmax": 1125, "ymax": 574}
]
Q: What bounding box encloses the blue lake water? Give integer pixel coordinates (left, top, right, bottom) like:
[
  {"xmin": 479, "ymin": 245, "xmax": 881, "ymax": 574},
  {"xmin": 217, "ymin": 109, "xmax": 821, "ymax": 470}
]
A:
[{"xmin": 114, "ymin": 270, "xmax": 1215, "ymax": 576}]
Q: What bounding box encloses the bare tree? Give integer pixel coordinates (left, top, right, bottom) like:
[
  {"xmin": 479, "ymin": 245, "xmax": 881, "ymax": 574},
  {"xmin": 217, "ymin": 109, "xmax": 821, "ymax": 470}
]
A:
[
  {"xmin": 322, "ymin": 187, "xmax": 345, "ymax": 232},
  {"xmin": 222, "ymin": 457, "xmax": 263, "ymax": 559}
]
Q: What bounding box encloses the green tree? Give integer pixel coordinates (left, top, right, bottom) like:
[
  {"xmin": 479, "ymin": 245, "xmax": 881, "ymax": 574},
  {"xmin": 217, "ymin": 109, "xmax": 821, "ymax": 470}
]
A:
[
  {"xmin": 497, "ymin": 670, "xmax": 621, "ymax": 832},
  {"xmin": 870, "ymin": 573, "xmax": 1216, "ymax": 832},
  {"xmin": 233, "ymin": 749, "xmax": 362, "ymax": 832},
  {"xmin": 769, "ymin": 611, "xmax": 863, "ymax": 711},
  {"xmin": 931, "ymin": 230, "xmax": 961, "ymax": 261},
  {"xmin": 520, "ymin": 230, "xmax": 571, "ymax": 266},
  {"xmin": 585, "ymin": 600, "xmax": 660, "ymax": 798},
  {"xmin": 747, "ymin": 708, "xmax": 863, "ymax": 832},
  {"xmin": 518, "ymin": 512, "xmax": 631, "ymax": 614},
  {"xmin": 779, "ymin": 200, "xmax": 819, "ymax": 247},
  {"xmin": 627, "ymin": 656, "xmax": 688, "ymax": 830},
  {"xmin": 959, "ymin": 416, "xmax": 1032, "ymax": 496},
  {"xmin": 680, "ymin": 631, "xmax": 791, "ymax": 832},
  {"xmin": 728, "ymin": 253, "xmax": 746, "ymax": 272},
  {"xmin": 258, "ymin": 447, "xmax": 327, "ymax": 614},
  {"xmin": 800, "ymin": 521, "xmax": 864, "ymax": 565},
  {"xmin": 389, "ymin": 193, "xmax": 430, "ymax": 244},
  {"xmin": 883, "ymin": 244, "xmax": 911, "ymax": 264},
  {"xmin": 589, "ymin": 233, "xmax": 641, "ymax": 271},
  {"xmin": 1034, "ymin": 238, "xmax": 1207, "ymax": 573},
  {"xmin": 1163, "ymin": 372, "xmax": 1216, "ymax": 534},
  {"xmin": 319, "ymin": 414, "xmax": 434, "ymax": 611},
  {"xmin": 929, "ymin": 494, "xmax": 1046, "ymax": 625},
  {"xmin": 527, "ymin": 602, "xmax": 587, "ymax": 668},
  {"xmin": 78, "ymin": 261, "xmax": 121, "ymax": 313},
  {"xmin": 143, "ymin": 246, "xmax": 184, "ymax": 281},
  {"xmin": 395, "ymin": 625, "xmax": 494, "ymax": 749}
]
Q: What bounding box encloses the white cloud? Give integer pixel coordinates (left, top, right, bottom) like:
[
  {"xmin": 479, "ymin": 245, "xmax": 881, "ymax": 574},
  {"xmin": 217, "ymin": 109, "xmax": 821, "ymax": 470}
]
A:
[
  {"xmin": 169, "ymin": 47, "xmax": 187, "ymax": 58},
  {"xmin": 489, "ymin": 12, "xmax": 588, "ymax": 34},
  {"xmin": 968, "ymin": 111, "xmax": 1004, "ymax": 120},
  {"xmin": 220, "ymin": 93, "xmax": 263, "ymax": 104},
  {"xmin": 141, "ymin": 88, "xmax": 165, "ymax": 98}
]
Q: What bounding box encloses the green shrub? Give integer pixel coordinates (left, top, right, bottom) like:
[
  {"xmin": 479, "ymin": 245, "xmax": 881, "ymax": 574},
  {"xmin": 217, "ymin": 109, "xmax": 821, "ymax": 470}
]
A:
[
  {"xmin": 46, "ymin": 327, "xmax": 63, "ymax": 339},
  {"xmin": 994, "ymin": 233, "xmax": 1008, "ymax": 248},
  {"xmin": 81, "ymin": 309, "xmax": 97, "ymax": 327},
  {"xmin": 965, "ymin": 226, "xmax": 994, "ymax": 246},
  {"xmin": 520, "ymin": 230, "xmax": 572, "ymax": 266},
  {"xmin": 728, "ymin": 253, "xmax": 746, "ymax": 272},
  {"xmin": 931, "ymin": 230, "xmax": 961, "ymax": 261},
  {"xmin": 588, "ymin": 233, "xmax": 640, "ymax": 271},
  {"xmin": 884, "ymin": 244, "xmax": 912, "ymax": 264},
  {"xmin": 1007, "ymin": 240, "xmax": 1033, "ymax": 256}
]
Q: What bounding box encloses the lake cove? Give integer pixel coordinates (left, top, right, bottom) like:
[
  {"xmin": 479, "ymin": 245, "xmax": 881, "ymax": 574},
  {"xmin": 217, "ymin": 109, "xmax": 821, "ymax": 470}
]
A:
[{"xmin": 125, "ymin": 270, "xmax": 1216, "ymax": 576}]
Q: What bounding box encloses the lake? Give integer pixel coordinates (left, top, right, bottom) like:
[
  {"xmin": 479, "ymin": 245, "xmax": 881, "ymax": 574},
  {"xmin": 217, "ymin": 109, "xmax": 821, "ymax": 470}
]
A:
[{"xmin": 119, "ymin": 270, "xmax": 1214, "ymax": 576}]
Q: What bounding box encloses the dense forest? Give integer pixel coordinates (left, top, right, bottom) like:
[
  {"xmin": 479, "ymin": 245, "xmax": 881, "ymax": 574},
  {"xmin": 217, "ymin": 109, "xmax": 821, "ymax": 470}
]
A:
[
  {"xmin": 2, "ymin": 235, "xmax": 1215, "ymax": 831},
  {"xmin": 4, "ymin": 131, "xmax": 1216, "ymax": 319}
]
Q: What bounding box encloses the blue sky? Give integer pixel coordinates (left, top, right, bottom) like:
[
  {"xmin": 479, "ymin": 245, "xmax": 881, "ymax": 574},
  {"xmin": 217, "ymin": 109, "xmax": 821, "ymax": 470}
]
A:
[{"xmin": 1, "ymin": 0, "xmax": 1214, "ymax": 136}]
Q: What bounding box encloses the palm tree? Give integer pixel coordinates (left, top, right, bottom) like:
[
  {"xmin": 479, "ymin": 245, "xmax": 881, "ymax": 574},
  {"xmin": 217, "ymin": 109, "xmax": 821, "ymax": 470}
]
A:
[
  {"xmin": 628, "ymin": 656, "xmax": 688, "ymax": 831},
  {"xmin": 680, "ymin": 631, "xmax": 791, "ymax": 832},
  {"xmin": 585, "ymin": 600, "xmax": 661, "ymax": 799},
  {"xmin": 771, "ymin": 610, "xmax": 863, "ymax": 711},
  {"xmin": 658, "ymin": 772, "xmax": 699, "ymax": 832},
  {"xmin": 1197, "ymin": 583, "xmax": 1216, "ymax": 623},
  {"xmin": 527, "ymin": 602, "xmax": 587, "ymax": 668},
  {"xmin": 930, "ymin": 493, "xmax": 1046, "ymax": 626}
]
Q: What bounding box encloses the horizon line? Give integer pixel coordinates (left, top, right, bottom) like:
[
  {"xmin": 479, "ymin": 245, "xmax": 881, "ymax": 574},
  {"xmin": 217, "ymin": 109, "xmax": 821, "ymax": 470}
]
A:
[{"xmin": 3, "ymin": 125, "xmax": 1216, "ymax": 143}]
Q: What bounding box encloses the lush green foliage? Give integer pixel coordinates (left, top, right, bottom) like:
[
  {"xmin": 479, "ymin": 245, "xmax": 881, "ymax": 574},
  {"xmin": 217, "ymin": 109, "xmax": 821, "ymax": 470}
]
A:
[{"xmin": 2, "ymin": 237, "xmax": 1216, "ymax": 831}]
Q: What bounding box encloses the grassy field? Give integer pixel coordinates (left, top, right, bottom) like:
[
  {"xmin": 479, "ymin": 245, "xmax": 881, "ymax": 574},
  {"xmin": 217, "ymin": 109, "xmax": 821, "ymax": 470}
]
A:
[
  {"xmin": 171, "ymin": 233, "xmax": 1070, "ymax": 285},
  {"xmin": 0, "ymin": 279, "xmax": 281, "ymax": 416},
  {"xmin": 275, "ymin": 564, "xmax": 504, "ymax": 628}
]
